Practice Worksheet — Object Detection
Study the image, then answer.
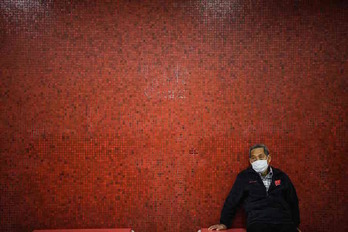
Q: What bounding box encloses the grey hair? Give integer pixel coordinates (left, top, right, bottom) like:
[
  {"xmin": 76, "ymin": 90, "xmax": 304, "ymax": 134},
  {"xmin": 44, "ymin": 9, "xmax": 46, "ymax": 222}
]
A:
[{"xmin": 249, "ymin": 144, "xmax": 270, "ymax": 158}]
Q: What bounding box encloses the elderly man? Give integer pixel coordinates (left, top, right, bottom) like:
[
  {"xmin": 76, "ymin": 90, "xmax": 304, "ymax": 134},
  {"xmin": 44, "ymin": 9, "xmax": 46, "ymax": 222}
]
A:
[{"xmin": 208, "ymin": 144, "xmax": 300, "ymax": 232}]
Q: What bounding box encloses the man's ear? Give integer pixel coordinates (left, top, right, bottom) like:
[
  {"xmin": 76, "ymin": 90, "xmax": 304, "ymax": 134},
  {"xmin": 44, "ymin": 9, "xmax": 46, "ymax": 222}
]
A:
[{"xmin": 267, "ymin": 154, "xmax": 271, "ymax": 164}]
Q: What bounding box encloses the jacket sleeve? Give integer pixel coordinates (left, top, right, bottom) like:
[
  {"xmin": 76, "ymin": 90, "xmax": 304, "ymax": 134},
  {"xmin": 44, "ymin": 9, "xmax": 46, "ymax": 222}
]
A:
[
  {"xmin": 219, "ymin": 174, "xmax": 245, "ymax": 228},
  {"xmin": 285, "ymin": 175, "xmax": 300, "ymax": 227}
]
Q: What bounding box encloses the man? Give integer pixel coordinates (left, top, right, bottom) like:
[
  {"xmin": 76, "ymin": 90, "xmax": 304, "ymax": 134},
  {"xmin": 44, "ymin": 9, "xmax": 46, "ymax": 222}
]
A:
[{"xmin": 208, "ymin": 144, "xmax": 300, "ymax": 232}]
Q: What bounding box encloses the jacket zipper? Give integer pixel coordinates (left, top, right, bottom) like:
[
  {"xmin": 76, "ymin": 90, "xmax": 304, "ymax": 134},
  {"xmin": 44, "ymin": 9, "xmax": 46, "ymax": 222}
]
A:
[{"xmin": 256, "ymin": 174, "xmax": 269, "ymax": 197}]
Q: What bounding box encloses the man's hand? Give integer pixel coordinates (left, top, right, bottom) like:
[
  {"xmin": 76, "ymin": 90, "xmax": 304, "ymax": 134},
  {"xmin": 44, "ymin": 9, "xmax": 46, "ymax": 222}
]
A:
[
  {"xmin": 208, "ymin": 224, "xmax": 227, "ymax": 230},
  {"xmin": 297, "ymin": 228, "xmax": 301, "ymax": 232}
]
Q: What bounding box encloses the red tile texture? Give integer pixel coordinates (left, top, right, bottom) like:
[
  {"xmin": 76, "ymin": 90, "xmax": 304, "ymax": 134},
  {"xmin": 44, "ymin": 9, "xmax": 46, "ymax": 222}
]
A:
[
  {"xmin": 33, "ymin": 230, "xmax": 132, "ymax": 232},
  {"xmin": 0, "ymin": 1, "xmax": 347, "ymax": 232}
]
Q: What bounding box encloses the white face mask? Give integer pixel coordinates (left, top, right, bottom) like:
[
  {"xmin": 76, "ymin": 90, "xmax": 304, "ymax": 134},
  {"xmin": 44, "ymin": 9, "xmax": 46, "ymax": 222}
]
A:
[{"xmin": 251, "ymin": 160, "xmax": 268, "ymax": 173}]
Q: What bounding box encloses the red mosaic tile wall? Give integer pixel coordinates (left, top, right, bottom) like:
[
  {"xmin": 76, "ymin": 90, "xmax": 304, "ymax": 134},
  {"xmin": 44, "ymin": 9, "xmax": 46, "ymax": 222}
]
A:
[{"xmin": 1, "ymin": 1, "xmax": 347, "ymax": 232}]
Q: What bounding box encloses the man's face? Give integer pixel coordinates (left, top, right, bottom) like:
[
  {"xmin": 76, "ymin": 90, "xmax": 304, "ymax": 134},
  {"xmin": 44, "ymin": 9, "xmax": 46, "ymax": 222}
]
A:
[{"xmin": 249, "ymin": 147, "xmax": 271, "ymax": 165}]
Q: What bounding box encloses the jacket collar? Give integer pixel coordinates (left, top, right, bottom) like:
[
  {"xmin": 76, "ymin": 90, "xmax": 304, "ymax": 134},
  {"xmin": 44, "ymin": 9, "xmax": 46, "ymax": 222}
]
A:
[{"xmin": 247, "ymin": 165, "xmax": 278, "ymax": 175}]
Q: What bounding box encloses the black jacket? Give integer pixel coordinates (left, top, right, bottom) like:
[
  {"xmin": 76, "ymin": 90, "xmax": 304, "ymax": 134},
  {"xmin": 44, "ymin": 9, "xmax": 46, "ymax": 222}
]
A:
[{"xmin": 219, "ymin": 166, "xmax": 300, "ymax": 228}]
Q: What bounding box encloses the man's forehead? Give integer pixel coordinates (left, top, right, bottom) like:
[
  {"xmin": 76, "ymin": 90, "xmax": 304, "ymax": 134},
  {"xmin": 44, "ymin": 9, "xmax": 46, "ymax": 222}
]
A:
[{"xmin": 250, "ymin": 147, "xmax": 265, "ymax": 156}]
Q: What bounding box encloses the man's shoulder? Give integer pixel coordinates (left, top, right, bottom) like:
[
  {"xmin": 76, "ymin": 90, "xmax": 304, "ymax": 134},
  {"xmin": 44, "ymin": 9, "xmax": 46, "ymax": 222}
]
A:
[
  {"xmin": 271, "ymin": 166, "xmax": 294, "ymax": 182},
  {"xmin": 236, "ymin": 166, "xmax": 254, "ymax": 178}
]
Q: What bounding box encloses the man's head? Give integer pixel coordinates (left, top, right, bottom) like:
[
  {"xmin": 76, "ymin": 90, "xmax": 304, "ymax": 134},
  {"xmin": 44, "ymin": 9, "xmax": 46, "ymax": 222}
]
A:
[{"xmin": 249, "ymin": 144, "xmax": 271, "ymax": 172}]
